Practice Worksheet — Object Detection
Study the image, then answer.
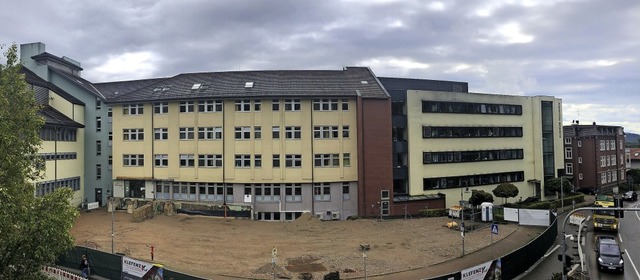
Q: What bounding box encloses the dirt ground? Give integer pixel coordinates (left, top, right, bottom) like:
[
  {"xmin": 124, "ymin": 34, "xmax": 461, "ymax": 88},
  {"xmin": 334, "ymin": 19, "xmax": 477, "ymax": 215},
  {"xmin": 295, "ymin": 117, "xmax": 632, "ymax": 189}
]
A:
[{"xmin": 71, "ymin": 209, "xmax": 522, "ymax": 279}]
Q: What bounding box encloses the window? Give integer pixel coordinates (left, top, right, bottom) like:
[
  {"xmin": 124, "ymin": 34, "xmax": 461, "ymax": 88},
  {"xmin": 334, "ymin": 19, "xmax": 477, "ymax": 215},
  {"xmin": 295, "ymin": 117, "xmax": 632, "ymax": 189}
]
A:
[
  {"xmin": 564, "ymin": 138, "xmax": 571, "ymax": 144},
  {"xmin": 600, "ymin": 140, "xmax": 606, "ymax": 151},
  {"xmin": 235, "ymin": 99, "xmax": 251, "ymax": 112},
  {"xmin": 198, "ymin": 100, "xmax": 222, "ymax": 112},
  {"xmin": 254, "ymin": 126, "xmax": 262, "ymax": 139},
  {"xmin": 578, "ymin": 157, "xmax": 582, "ymax": 163},
  {"xmin": 578, "ymin": 140, "xmax": 582, "ymax": 147},
  {"xmin": 343, "ymin": 153, "xmax": 351, "ymax": 167},
  {"xmin": 96, "ymin": 141, "xmax": 102, "ymax": 156},
  {"xmin": 342, "ymin": 126, "xmax": 350, "ymax": 138},
  {"xmin": 154, "ymin": 102, "xmax": 169, "ymax": 114},
  {"xmin": 180, "ymin": 101, "xmax": 195, "ymax": 113},
  {"xmin": 612, "ymin": 155, "xmax": 617, "ymax": 165},
  {"xmin": 255, "ymin": 184, "xmax": 281, "ymax": 202},
  {"xmin": 254, "ymin": 100, "xmax": 261, "ymax": 111},
  {"xmin": 123, "ymin": 154, "xmax": 144, "ymax": 166},
  {"xmin": 314, "ymin": 126, "xmax": 339, "ymax": 139},
  {"xmin": 610, "ymin": 140, "xmax": 616, "ymax": 150},
  {"xmin": 96, "ymin": 98, "xmax": 102, "ymax": 110},
  {"xmin": 605, "ymin": 140, "xmax": 610, "ymax": 151},
  {"xmin": 579, "ymin": 173, "xmax": 583, "ymax": 180},
  {"xmin": 564, "ymin": 147, "xmax": 572, "ymax": 159},
  {"xmin": 285, "ymin": 126, "xmax": 301, "ymax": 139},
  {"xmin": 235, "ymin": 127, "xmax": 251, "ymax": 140},
  {"xmin": 198, "ymin": 154, "xmax": 222, "ymax": 167},
  {"xmin": 565, "ymin": 163, "xmax": 573, "ymax": 175},
  {"xmin": 179, "ymin": 154, "xmax": 195, "ymax": 167},
  {"xmin": 179, "ymin": 127, "xmax": 195, "ymax": 140},
  {"xmin": 313, "ymin": 183, "xmax": 331, "ymax": 201},
  {"xmin": 285, "ymin": 185, "xmax": 302, "ymax": 202},
  {"xmin": 619, "ymin": 140, "xmax": 623, "ymax": 150},
  {"xmin": 272, "ymin": 99, "xmax": 280, "ymax": 111},
  {"xmin": 342, "ymin": 182, "xmax": 350, "ymax": 200},
  {"xmin": 123, "ymin": 128, "xmax": 144, "ymax": 141},
  {"xmin": 108, "ymin": 132, "xmax": 113, "ymax": 146},
  {"xmin": 314, "ymin": 154, "xmax": 340, "ymax": 167},
  {"xmin": 273, "ymin": 155, "xmax": 281, "ymax": 168},
  {"xmin": 284, "ymin": 99, "xmax": 301, "ymax": 111},
  {"xmin": 199, "ymin": 127, "xmax": 222, "ymax": 140},
  {"xmin": 96, "ymin": 117, "xmax": 102, "ymax": 132},
  {"xmin": 107, "ymin": 107, "xmax": 112, "ymax": 122},
  {"xmin": 285, "ymin": 154, "xmax": 302, "ymax": 167},
  {"xmin": 272, "ymin": 126, "xmax": 280, "ymax": 139},
  {"xmin": 600, "ymin": 156, "xmax": 606, "ymax": 167},
  {"xmin": 155, "ymin": 154, "xmax": 168, "ymax": 167},
  {"xmin": 235, "ymin": 155, "xmax": 251, "ymax": 168},
  {"xmin": 342, "ymin": 99, "xmax": 349, "ymax": 111},
  {"xmin": 154, "ymin": 128, "xmax": 168, "ymax": 140},
  {"xmin": 313, "ymin": 99, "xmax": 338, "ymax": 111},
  {"xmin": 108, "ymin": 156, "xmax": 112, "ymax": 170},
  {"xmin": 254, "ymin": 155, "xmax": 262, "ymax": 168},
  {"xmin": 123, "ymin": 104, "xmax": 144, "ymax": 115},
  {"xmin": 96, "ymin": 164, "xmax": 102, "ymax": 179},
  {"xmin": 612, "ymin": 171, "xmax": 617, "ymax": 182}
]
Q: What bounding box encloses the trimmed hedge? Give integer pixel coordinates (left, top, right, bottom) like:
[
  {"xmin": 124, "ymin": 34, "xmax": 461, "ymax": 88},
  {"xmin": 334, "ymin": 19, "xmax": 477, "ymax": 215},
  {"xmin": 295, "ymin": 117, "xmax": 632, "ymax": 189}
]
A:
[
  {"xmin": 508, "ymin": 194, "xmax": 585, "ymax": 209},
  {"xmin": 418, "ymin": 208, "xmax": 448, "ymax": 217}
]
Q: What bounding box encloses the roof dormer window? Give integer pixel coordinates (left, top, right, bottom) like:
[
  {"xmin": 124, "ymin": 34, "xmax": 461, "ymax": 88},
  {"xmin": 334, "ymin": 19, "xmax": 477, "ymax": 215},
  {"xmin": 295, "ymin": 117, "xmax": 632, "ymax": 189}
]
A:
[{"xmin": 245, "ymin": 82, "xmax": 254, "ymax": 88}]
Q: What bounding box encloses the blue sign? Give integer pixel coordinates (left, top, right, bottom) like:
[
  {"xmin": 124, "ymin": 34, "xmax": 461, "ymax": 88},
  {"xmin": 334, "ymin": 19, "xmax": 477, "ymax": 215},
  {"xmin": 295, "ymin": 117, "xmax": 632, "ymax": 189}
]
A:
[{"xmin": 491, "ymin": 224, "xmax": 498, "ymax": 235}]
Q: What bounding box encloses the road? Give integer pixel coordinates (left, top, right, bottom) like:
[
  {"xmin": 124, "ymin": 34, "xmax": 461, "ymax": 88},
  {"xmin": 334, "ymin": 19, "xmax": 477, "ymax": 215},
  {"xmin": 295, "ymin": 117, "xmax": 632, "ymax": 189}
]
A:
[{"xmin": 518, "ymin": 201, "xmax": 640, "ymax": 280}]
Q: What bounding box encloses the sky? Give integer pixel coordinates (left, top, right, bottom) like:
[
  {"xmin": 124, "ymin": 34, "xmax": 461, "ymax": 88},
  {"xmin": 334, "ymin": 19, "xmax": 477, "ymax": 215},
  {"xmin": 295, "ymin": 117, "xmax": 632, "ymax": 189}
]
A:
[{"xmin": 2, "ymin": 0, "xmax": 639, "ymax": 133}]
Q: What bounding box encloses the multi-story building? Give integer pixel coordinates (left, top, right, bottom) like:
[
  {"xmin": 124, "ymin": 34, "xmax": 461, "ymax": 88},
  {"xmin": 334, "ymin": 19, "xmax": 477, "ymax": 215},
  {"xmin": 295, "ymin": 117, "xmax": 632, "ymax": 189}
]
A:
[
  {"xmin": 563, "ymin": 122, "xmax": 627, "ymax": 192},
  {"xmin": 381, "ymin": 83, "xmax": 564, "ymax": 208},
  {"xmin": 97, "ymin": 67, "xmax": 392, "ymax": 220},
  {"xmin": 21, "ymin": 42, "xmax": 115, "ymax": 207},
  {"xmin": 21, "ymin": 67, "xmax": 86, "ymax": 206}
]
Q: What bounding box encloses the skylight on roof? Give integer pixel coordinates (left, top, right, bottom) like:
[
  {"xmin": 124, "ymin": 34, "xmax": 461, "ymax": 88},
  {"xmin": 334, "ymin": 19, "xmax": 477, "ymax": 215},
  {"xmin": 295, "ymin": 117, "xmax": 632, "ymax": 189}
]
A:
[
  {"xmin": 245, "ymin": 82, "xmax": 254, "ymax": 88},
  {"xmin": 162, "ymin": 86, "xmax": 171, "ymax": 91},
  {"xmin": 361, "ymin": 81, "xmax": 368, "ymax": 84},
  {"xmin": 153, "ymin": 87, "xmax": 162, "ymax": 92},
  {"xmin": 192, "ymin": 83, "xmax": 202, "ymax": 90}
]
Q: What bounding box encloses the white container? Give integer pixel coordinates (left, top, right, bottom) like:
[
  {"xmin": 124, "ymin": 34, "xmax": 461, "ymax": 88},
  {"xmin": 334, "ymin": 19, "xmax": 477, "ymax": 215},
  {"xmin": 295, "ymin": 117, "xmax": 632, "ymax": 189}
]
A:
[{"xmin": 481, "ymin": 202, "xmax": 494, "ymax": 222}]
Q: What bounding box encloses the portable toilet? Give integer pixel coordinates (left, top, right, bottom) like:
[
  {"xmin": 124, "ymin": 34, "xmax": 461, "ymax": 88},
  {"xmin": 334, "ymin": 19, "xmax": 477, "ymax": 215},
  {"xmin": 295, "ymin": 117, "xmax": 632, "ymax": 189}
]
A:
[{"xmin": 481, "ymin": 202, "xmax": 494, "ymax": 222}]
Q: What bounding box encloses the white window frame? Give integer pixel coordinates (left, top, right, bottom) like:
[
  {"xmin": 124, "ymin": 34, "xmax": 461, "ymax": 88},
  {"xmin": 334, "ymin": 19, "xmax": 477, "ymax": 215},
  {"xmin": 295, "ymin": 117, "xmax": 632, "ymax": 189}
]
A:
[
  {"xmin": 284, "ymin": 99, "xmax": 301, "ymax": 111},
  {"xmin": 198, "ymin": 100, "xmax": 223, "ymax": 112},
  {"xmin": 154, "ymin": 154, "xmax": 168, "ymax": 167},
  {"xmin": 314, "ymin": 154, "xmax": 340, "ymax": 167},
  {"xmin": 313, "ymin": 99, "xmax": 338, "ymax": 111},
  {"xmin": 123, "ymin": 154, "xmax": 144, "ymax": 166},
  {"xmin": 565, "ymin": 163, "xmax": 573, "ymax": 175},
  {"xmin": 564, "ymin": 137, "xmax": 571, "ymax": 144},
  {"xmin": 179, "ymin": 127, "xmax": 195, "ymax": 140},
  {"xmin": 123, "ymin": 128, "xmax": 144, "ymax": 141},
  {"xmin": 564, "ymin": 147, "xmax": 572, "ymax": 159},
  {"xmin": 285, "ymin": 154, "xmax": 302, "ymax": 167},
  {"xmin": 285, "ymin": 185, "xmax": 302, "ymax": 202},
  {"xmin": 154, "ymin": 128, "xmax": 168, "ymax": 140},
  {"xmin": 314, "ymin": 126, "xmax": 339, "ymax": 139},
  {"xmin": 180, "ymin": 101, "xmax": 195, "ymax": 113},
  {"xmin": 154, "ymin": 102, "xmax": 169, "ymax": 114},
  {"xmin": 313, "ymin": 183, "xmax": 331, "ymax": 201},
  {"xmin": 235, "ymin": 154, "xmax": 251, "ymax": 168},
  {"xmin": 198, "ymin": 127, "xmax": 222, "ymax": 140},
  {"xmin": 179, "ymin": 154, "xmax": 195, "ymax": 167},
  {"xmin": 235, "ymin": 126, "xmax": 251, "ymax": 140},
  {"xmin": 235, "ymin": 99, "xmax": 251, "ymax": 112},
  {"xmin": 198, "ymin": 154, "xmax": 222, "ymax": 167},
  {"xmin": 285, "ymin": 126, "xmax": 301, "ymax": 139},
  {"xmin": 123, "ymin": 104, "xmax": 144, "ymax": 115}
]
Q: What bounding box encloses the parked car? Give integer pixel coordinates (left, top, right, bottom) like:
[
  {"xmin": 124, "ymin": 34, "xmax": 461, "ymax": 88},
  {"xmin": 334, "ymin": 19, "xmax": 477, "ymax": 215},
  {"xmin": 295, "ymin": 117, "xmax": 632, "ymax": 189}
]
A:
[
  {"xmin": 622, "ymin": 191, "xmax": 637, "ymax": 201},
  {"xmin": 576, "ymin": 187, "xmax": 596, "ymax": 195},
  {"xmin": 595, "ymin": 235, "xmax": 624, "ymax": 272}
]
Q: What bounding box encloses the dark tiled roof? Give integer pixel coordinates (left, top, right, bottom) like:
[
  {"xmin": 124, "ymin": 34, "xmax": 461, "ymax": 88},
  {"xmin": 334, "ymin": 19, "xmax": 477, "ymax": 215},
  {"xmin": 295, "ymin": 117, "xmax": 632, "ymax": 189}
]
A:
[
  {"xmin": 104, "ymin": 67, "xmax": 388, "ymax": 104},
  {"xmin": 31, "ymin": 52, "xmax": 83, "ymax": 71},
  {"xmin": 21, "ymin": 67, "xmax": 84, "ymax": 105},
  {"xmin": 49, "ymin": 67, "xmax": 106, "ymax": 100},
  {"xmin": 39, "ymin": 106, "xmax": 84, "ymax": 128},
  {"xmin": 94, "ymin": 78, "xmax": 169, "ymax": 99},
  {"xmin": 378, "ymin": 77, "xmax": 469, "ymax": 92}
]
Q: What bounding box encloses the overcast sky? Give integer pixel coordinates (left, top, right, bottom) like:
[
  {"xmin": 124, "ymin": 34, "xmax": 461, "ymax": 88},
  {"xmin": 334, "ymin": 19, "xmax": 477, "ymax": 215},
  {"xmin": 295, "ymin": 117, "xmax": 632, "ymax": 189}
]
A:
[{"xmin": 3, "ymin": 0, "xmax": 638, "ymax": 133}]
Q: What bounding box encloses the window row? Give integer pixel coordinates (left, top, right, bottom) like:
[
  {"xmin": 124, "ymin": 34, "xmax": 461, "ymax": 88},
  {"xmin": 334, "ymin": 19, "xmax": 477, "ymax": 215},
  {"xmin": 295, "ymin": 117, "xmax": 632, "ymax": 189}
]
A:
[
  {"xmin": 599, "ymin": 139, "xmax": 619, "ymax": 151},
  {"xmin": 423, "ymin": 126, "xmax": 523, "ymax": 138},
  {"xmin": 153, "ymin": 182, "xmax": 350, "ymax": 203},
  {"xmin": 422, "ymin": 101, "xmax": 522, "ymax": 115},
  {"xmin": 39, "ymin": 152, "xmax": 78, "ymax": 161},
  {"xmin": 35, "ymin": 176, "xmax": 81, "ymax": 197},
  {"xmin": 600, "ymin": 171, "xmax": 619, "ymax": 185},
  {"xmin": 423, "ymin": 171, "xmax": 525, "ymax": 190},
  {"xmin": 123, "ymin": 98, "xmax": 351, "ymax": 115},
  {"xmin": 126, "ymin": 153, "xmax": 352, "ymax": 168},
  {"xmin": 126, "ymin": 125, "xmax": 351, "ymax": 141},
  {"xmin": 599, "ymin": 155, "xmax": 618, "ymax": 167},
  {"xmin": 423, "ymin": 149, "xmax": 523, "ymax": 164},
  {"xmin": 40, "ymin": 126, "xmax": 78, "ymax": 142}
]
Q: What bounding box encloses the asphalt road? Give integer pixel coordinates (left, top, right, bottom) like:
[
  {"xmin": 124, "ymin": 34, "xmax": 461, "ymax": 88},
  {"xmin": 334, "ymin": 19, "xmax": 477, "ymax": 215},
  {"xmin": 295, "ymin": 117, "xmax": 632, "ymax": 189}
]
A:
[{"xmin": 519, "ymin": 201, "xmax": 640, "ymax": 280}]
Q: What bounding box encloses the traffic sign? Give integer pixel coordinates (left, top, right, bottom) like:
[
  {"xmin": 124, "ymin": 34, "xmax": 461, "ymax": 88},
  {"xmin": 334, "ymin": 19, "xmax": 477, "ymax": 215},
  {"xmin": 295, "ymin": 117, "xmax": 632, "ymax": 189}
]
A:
[{"xmin": 491, "ymin": 224, "xmax": 498, "ymax": 235}]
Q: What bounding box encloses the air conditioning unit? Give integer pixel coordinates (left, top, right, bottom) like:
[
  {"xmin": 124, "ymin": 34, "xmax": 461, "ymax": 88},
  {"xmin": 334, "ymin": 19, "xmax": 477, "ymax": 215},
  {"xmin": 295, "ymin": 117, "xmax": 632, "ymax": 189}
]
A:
[
  {"xmin": 314, "ymin": 212, "xmax": 324, "ymax": 220},
  {"xmin": 331, "ymin": 211, "xmax": 341, "ymax": 220}
]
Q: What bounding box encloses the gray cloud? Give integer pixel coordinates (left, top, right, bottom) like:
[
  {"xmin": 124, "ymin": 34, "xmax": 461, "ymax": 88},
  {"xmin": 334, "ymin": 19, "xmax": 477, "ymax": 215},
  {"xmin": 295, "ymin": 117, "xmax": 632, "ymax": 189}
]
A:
[{"xmin": 3, "ymin": 0, "xmax": 638, "ymax": 132}]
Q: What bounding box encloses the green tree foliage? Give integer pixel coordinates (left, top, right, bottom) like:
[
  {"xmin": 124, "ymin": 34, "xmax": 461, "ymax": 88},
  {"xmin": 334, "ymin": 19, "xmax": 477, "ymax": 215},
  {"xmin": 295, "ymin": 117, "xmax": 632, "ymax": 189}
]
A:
[
  {"xmin": 0, "ymin": 43, "xmax": 78, "ymax": 279},
  {"xmin": 545, "ymin": 177, "xmax": 573, "ymax": 195},
  {"xmin": 628, "ymin": 169, "xmax": 640, "ymax": 186},
  {"xmin": 492, "ymin": 183, "xmax": 519, "ymax": 204},
  {"xmin": 468, "ymin": 190, "xmax": 494, "ymax": 207}
]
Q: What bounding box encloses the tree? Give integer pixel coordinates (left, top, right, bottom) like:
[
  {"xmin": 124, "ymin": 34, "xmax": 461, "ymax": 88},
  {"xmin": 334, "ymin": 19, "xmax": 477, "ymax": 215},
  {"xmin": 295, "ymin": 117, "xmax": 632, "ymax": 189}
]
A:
[
  {"xmin": 545, "ymin": 177, "xmax": 573, "ymax": 195},
  {"xmin": 468, "ymin": 190, "xmax": 494, "ymax": 207},
  {"xmin": 492, "ymin": 183, "xmax": 519, "ymax": 204},
  {"xmin": 628, "ymin": 169, "xmax": 640, "ymax": 188},
  {"xmin": 0, "ymin": 43, "xmax": 78, "ymax": 279}
]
